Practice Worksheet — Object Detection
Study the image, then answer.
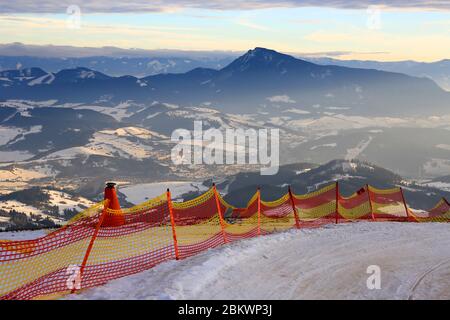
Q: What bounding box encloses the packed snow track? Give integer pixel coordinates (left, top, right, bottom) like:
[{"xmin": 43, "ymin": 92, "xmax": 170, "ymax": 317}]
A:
[{"xmin": 66, "ymin": 222, "xmax": 450, "ymax": 300}]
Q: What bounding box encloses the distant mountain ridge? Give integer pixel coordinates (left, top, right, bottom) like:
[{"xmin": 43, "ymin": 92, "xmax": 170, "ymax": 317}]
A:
[
  {"xmin": 0, "ymin": 55, "xmax": 235, "ymax": 78},
  {"xmin": 304, "ymin": 57, "xmax": 450, "ymax": 91},
  {"xmin": 0, "ymin": 42, "xmax": 240, "ymax": 58},
  {"xmin": 1, "ymin": 43, "xmax": 449, "ymax": 90},
  {"xmin": 1, "ymin": 47, "xmax": 449, "ymax": 116}
]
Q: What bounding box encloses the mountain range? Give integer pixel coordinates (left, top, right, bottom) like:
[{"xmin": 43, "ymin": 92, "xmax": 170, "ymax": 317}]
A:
[
  {"xmin": 1, "ymin": 43, "xmax": 450, "ymax": 91},
  {"xmin": 0, "ymin": 47, "xmax": 449, "ymax": 205},
  {"xmin": 305, "ymin": 57, "xmax": 450, "ymax": 91},
  {"xmin": 1, "ymin": 48, "xmax": 449, "ymax": 116},
  {"xmin": 0, "ymin": 56, "xmax": 235, "ymax": 79}
]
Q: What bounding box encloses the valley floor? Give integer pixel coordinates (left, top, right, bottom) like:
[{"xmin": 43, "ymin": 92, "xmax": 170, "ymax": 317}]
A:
[
  {"xmin": 65, "ymin": 222, "xmax": 450, "ymax": 300},
  {"xmin": 0, "ymin": 229, "xmax": 48, "ymax": 240}
]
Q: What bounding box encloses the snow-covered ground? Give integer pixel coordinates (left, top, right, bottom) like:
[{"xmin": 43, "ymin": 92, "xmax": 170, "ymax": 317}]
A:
[
  {"xmin": 42, "ymin": 128, "xmax": 158, "ymax": 161},
  {"xmin": 66, "ymin": 222, "xmax": 450, "ymax": 300},
  {"xmin": 0, "ymin": 150, "xmax": 34, "ymax": 162},
  {"xmin": 0, "ymin": 167, "xmax": 48, "ymax": 181},
  {"xmin": 0, "ymin": 189, "xmax": 93, "ymax": 227},
  {"xmin": 46, "ymin": 190, "xmax": 95, "ymax": 212},
  {"xmin": 345, "ymin": 136, "xmax": 373, "ymax": 161},
  {"xmin": 120, "ymin": 181, "xmax": 209, "ymax": 204},
  {"xmin": 0, "ymin": 127, "xmax": 24, "ymax": 145},
  {"xmin": 421, "ymin": 181, "xmax": 450, "ymax": 192},
  {"xmin": 0, "ymin": 200, "xmax": 45, "ymax": 216},
  {"xmin": 0, "ymin": 229, "xmax": 48, "ymax": 240},
  {"xmin": 0, "ymin": 199, "xmax": 66, "ymax": 225}
]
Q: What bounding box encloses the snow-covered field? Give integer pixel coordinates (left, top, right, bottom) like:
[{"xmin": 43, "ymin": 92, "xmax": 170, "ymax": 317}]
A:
[
  {"xmin": 42, "ymin": 127, "xmax": 159, "ymax": 161},
  {"xmin": 66, "ymin": 222, "xmax": 450, "ymax": 300},
  {"xmin": 0, "ymin": 199, "xmax": 66, "ymax": 225},
  {"xmin": 0, "ymin": 167, "xmax": 47, "ymax": 181},
  {"xmin": 46, "ymin": 190, "xmax": 95, "ymax": 212},
  {"xmin": 0, "ymin": 150, "xmax": 34, "ymax": 162},
  {"xmin": 0, "ymin": 200, "xmax": 45, "ymax": 216},
  {"xmin": 120, "ymin": 181, "xmax": 209, "ymax": 204},
  {"xmin": 421, "ymin": 181, "xmax": 450, "ymax": 192},
  {"xmin": 0, "ymin": 229, "xmax": 48, "ymax": 240},
  {"xmin": 0, "ymin": 189, "xmax": 94, "ymax": 227}
]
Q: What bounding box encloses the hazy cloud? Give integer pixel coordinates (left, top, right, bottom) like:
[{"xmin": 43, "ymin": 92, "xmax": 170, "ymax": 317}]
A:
[
  {"xmin": 294, "ymin": 51, "xmax": 390, "ymax": 58},
  {"xmin": 1, "ymin": 1, "xmax": 450, "ymax": 13},
  {"xmin": 0, "ymin": 42, "xmax": 241, "ymax": 58},
  {"xmin": 236, "ymin": 18, "xmax": 268, "ymax": 31},
  {"xmin": 0, "ymin": 42, "xmax": 389, "ymax": 60},
  {"xmin": 267, "ymin": 95, "xmax": 296, "ymax": 103}
]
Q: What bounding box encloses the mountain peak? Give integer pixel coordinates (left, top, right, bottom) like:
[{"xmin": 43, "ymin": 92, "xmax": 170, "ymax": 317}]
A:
[
  {"xmin": 242, "ymin": 47, "xmax": 287, "ymax": 61},
  {"xmin": 54, "ymin": 67, "xmax": 110, "ymax": 82},
  {"xmin": 221, "ymin": 47, "xmax": 313, "ymax": 75},
  {"xmin": 248, "ymin": 47, "xmax": 278, "ymax": 54}
]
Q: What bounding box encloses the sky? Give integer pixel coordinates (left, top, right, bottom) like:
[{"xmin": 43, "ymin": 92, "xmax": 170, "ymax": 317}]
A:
[{"xmin": 0, "ymin": 1, "xmax": 449, "ymax": 61}]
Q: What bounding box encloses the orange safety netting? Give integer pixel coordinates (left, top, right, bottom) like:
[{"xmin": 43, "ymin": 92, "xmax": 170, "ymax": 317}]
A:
[
  {"xmin": 0, "ymin": 183, "xmax": 448, "ymax": 300},
  {"xmin": 260, "ymin": 193, "xmax": 297, "ymax": 233},
  {"xmin": 172, "ymin": 188, "xmax": 225, "ymax": 259},
  {"xmin": 0, "ymin": 202, "xmax": 106, "ymax": 300},
  {"xmin": 339, "ymin": 186, "xmax": 373, "ymax": 221},
  {"xmin": 220, "ymin": 192, "xmax": 261, "ymax": 242},
  {"xmin": 79, "ymin": 194, "xmax": 176, "ymax": 291},
  {"xmin": 292, "ymin": 184, "xmax": 337, "ymax": 227},
  {"xmin": 410, "ymin": 198, "xmax": 450, "ymax": 223},
  {"xmin": 368, "ymin": 186, "xmax": 409, "ymax": 221}
]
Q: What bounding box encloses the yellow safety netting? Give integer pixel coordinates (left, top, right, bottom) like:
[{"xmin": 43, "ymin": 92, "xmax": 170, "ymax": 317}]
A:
[
  {"xmin": 339, "ymin": 189, "xmax": 372, "ymax": 220},
  {"xmin": 1, "ymin": 183, "xmax": 448, "ymax": 300},
  {"xmin": 172, "ymin": 188, "xmax": 224, "ymax": 258},
  {"xmin": 0, "ymin": 202, "xmax": 105, "ymax": 299},
  {"xmin": 410, "ymin": 199, "xmax": 450, "ymax": 223},
  {"xmin": 260, "ymin": 193, "xmax": 296, "ymax": 233},
  {"xmin": 293, "ymin": 184, "xmax": 337, "ymax": 222},
  {"xmin": 368, "ymin": 186, "xmax": 408, "ymax": 219}
]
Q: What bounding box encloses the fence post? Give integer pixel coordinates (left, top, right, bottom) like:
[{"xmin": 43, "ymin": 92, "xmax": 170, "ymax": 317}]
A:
[
  {"xmin": 257, "ymin": 187, "xmax": 261, "ymax": 236},
  {"xmin": 443, "ymin": 198, "xmax": 450, "ymax": 207},
  {"xmin": 70, "ymin": 199, "xmax": 110, "ymax": 293},
  {"xmin": 288, "ymin": 186, "xmax": 300, "ymax": 229},
  {"xmin": 399, "ymin": 187, "xmax": 412, "ymax": 222},
  {"xmin": 367, "ymin": 184, "xmax": 375, "ymax": 221},
  {"xmin": 335, "ymin": 181, "xmax": 340, "ymax": 224},
  {"xmin": 166, "ymin": 189, "xmax": 180, "ymax": 260},
  {"xmin": 213, "ymin": 184, "xmax": 228, "ymax": 243},
  {"xmin": 444, "ymin": 198, "xmax": 450, "ymax": 224}
]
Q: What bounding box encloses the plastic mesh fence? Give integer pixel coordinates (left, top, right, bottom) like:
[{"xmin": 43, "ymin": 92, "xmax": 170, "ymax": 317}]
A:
[
  {"xmin": 0, "ymin": 202, "xmax": 106, "ymax": 300},
  {"xmin": 339, "ymin": 186, "xmax": 373, "ymax": 221},
  {"xmin": 172, "ymin": 188, "xmax": 225, "ymax": 259},
  {"xmin": 81, "ymin": 194, "xmax": 175, "ymax": 291},
  {"xmin": 260, "ymin": 194, "xmax": 296, "ymax": 234},
  {"xmin": 368, "ymin": 186, "xmax": 408, "ymax": 221},
  {"xmin": 293, "ymin": 184, "xmax": 337, "ymax": 228},
  {"xmin": 220, "ymin": 192, "xmax": 260, "ymax": 242},
  {"xmin": 410, "ymin": 198, "xmax": 450, "ymax": 222},
  {"xmin": 0, "ymin": 183, "xmax": 448, "ymax": 300}
]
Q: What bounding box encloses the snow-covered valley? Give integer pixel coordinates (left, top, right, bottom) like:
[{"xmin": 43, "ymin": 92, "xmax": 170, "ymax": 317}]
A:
[{"xmin": 120, "ymin": 181, "xmax": 209, "ymax": 204}]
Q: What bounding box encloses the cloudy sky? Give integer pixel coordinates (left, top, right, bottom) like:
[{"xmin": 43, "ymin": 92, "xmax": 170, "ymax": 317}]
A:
[{"xmin": 1, "ymin": 0, "xmax": 449, "ymax": 61}]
